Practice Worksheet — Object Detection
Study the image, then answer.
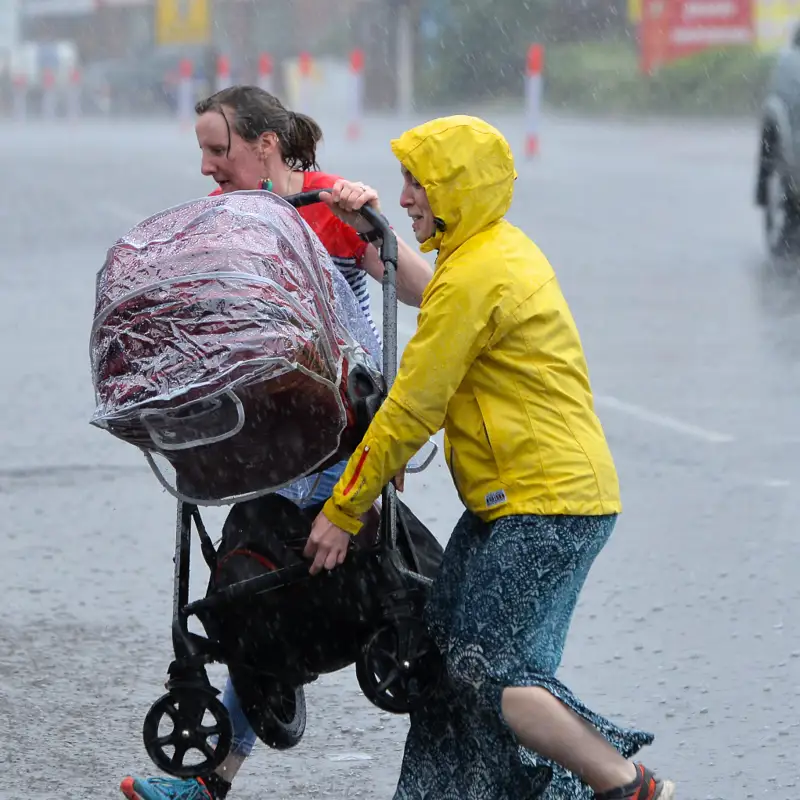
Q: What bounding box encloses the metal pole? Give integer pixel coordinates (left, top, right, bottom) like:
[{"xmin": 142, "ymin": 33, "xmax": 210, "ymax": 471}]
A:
[{"xmin": 396, "ymin": 0, "xmax": 413, "ymax": 115}]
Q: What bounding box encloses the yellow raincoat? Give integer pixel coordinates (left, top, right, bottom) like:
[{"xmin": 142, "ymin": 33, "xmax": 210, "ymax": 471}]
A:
[{"xmin": 322, "ymin": 115, "xmax": 621, "ymax": 535}]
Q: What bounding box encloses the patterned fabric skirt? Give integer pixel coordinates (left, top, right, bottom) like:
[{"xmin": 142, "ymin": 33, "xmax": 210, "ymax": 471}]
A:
[{"xmin": 393, "ymin": 511, "xmax": 655, "ymax": 800}]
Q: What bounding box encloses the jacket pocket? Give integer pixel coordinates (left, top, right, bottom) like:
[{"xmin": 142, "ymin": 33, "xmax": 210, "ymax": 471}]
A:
[
  {"xmin": 446, "ymin": 446, "xmax": 468, "ymax": 509},
  {"xmin": 474, "ymin": 388, "xmax": 505, "ymax": 477}
]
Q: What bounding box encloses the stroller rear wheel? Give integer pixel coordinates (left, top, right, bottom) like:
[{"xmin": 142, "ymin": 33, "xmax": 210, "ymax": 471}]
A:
[
  {"xmin": 356, "ymin": 618, "xmax": 443, "ymax": 714},
  {"xmin": 229, "ymin": 666, "xmax": 306, "ymax": 750},
  {"xmin": 142, "ymin": 688, "xmax": 232, "ymax": 779}
]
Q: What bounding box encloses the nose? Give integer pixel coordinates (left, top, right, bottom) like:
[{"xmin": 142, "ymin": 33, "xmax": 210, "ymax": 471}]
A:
[
  {"xmin": 399, "ymin": 184, "xmax": 413, "ymax": 209},
  {"xmin": 200, "ymin": 152, "xmax": 215, "ymax": 177}
]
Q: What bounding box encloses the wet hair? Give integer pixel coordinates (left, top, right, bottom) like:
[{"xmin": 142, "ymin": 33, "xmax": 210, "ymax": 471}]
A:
[{"xmin": 195, "ymin": 85, "xmax": 322, "ymax": 171}]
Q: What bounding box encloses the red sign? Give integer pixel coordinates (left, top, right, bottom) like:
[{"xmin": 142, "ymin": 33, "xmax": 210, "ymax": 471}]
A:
[{"xmin": 640, "ymin": 0, "xmax": 754, "ymax": 74}]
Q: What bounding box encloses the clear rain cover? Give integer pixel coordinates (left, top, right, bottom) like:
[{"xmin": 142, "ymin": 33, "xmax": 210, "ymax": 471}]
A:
[{"xmin": 89, "ymin": 190, "xmax": 382, "ymax": 505}]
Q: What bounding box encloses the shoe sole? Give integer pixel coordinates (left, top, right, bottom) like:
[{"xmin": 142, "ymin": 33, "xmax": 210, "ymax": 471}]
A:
[{"xmin": 657, "ymin": 780, "xmax": 676, "ymax": 799}]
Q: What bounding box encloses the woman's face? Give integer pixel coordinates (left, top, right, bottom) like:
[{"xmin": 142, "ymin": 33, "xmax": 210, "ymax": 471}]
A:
[
  {"xmin": 196, "ymin": 108, "xmax": 271, "ymax": 193},
  {"xmin": 399, "ymin": 166, "xmax": 435, "ymax": 243}
]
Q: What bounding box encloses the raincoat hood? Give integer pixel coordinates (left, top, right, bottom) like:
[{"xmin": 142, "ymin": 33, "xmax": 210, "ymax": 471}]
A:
[{"xmin": 390, "ymin": 115, "xmax": 517, "ymax": 262}]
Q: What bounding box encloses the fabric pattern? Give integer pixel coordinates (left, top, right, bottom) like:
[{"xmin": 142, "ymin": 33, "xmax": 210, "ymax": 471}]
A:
[{"xmin": 394, "ymin": 511, "xmax": 654, "ymax": 800}]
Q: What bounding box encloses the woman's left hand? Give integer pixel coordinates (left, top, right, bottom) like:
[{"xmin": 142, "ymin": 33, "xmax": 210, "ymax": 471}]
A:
[
  {"xmin": 304, "ymin": 511, "xmax": 352, "ymax": 575},
  {"xmin": 320, "ymin": 179, "xmax": 381, "ymax": 234}
]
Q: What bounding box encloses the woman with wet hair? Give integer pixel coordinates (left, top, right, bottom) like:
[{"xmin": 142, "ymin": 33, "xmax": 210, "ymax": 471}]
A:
[
  {"xmin": 118, "ymin": 85, "xmax": 433, "ymax": 800},
  {"xmin": 197, "ymin": 84, "xmax": 431, "ymax": 317}
]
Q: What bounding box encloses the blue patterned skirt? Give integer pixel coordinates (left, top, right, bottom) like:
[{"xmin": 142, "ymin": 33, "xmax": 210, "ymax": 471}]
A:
[{"xmin": 393, "ymin": 511, "xmax": 654, "ymax": 800}]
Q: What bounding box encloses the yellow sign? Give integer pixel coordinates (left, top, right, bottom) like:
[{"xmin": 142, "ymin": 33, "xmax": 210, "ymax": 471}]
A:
[
  {"xmin": 755, "ymin": 0, "xmax": 800, "ymax": 51},
  {"xmin": 628, "ymin": 0, "xmax": 642, "ymax": 24},
  {"xmin": 156, "ymin": 0, "xmax": 210, "ymax": 46}
]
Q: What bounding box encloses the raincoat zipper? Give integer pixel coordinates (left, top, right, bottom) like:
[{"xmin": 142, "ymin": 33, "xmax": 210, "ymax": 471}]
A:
[{"xmin": 343, "ymin": 445, "xmax": 370, "ymax": 497}]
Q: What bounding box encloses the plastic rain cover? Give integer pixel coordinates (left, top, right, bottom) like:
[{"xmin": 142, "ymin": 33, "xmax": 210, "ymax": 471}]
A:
[{"xmin": 89, "ymin": 190, "xmax": 382, "ymax": 506}]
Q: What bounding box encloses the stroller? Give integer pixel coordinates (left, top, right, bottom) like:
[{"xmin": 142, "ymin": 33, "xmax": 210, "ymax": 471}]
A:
[{"xmin": 89, "ymin": 189, "xmax": 445, "ymax": 779}]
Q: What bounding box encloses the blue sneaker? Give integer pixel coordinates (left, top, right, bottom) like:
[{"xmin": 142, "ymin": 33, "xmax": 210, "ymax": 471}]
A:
[{"xmin": 119, "ymin": 776, "xmax": 213, "ymax": 800}]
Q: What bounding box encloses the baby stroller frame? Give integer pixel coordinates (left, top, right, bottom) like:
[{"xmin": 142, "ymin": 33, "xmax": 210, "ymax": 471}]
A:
[{"xmin": 140, "ymin": 191, "xmax": 443, "ymax": 780}]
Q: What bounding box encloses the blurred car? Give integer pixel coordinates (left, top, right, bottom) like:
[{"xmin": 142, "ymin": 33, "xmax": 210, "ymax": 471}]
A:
[
  {"xmin": 755, "ymin": 25, "xmax": 800, "ymax": 257},
  {"xmin": 81, "ymin": 44, "xmax": 216, "ymax": 116}
]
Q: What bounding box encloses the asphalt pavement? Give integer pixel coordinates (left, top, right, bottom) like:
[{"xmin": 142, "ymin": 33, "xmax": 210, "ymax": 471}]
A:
[{"xmin": 1, "ymin": 107, "xmax": 798, "ymax": 800}]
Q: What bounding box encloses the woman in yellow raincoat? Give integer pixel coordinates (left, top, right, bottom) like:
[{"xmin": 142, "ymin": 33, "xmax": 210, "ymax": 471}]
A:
[{"xmin": 307, "ymin": 116, "xmax": 675, "ymax": 800}]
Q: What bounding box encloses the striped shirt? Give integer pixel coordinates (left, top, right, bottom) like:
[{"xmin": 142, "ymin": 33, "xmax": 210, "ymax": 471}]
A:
[
  {"xmin": 281, "ymin": 171, "xmax": 381, "ymax": 506},
  {"xmin": 297, "ymin": 171, "xmax": 380, "ymax": 345}
]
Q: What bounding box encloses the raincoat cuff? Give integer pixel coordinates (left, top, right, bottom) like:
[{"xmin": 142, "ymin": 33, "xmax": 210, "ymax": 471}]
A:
[{"xmin": 321, "ymin": 498, "xmax": 363, "ymax": 535}]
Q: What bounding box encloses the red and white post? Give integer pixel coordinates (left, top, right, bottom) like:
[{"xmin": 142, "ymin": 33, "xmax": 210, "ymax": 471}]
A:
[
  {"xmin": 67, "ymin": 66, "xmax": 81, "ymax": 121},
  {"xmin": 215, "ymin": 54, "xmax": 231, "ymax": 93},
  {"xmin": 297, "ymin": 51, "xmax": 312, "ymax": 114},
  {"xmin": 257, "ymin": 53, "xmax": 274, "ymax": 95},
  {"xmin": 347, "ymin": 48, "xmax": 364, "ymax": 141},
  {"xmin": 12, "ymin": 74, "xmax": 27, "ymax": 122},
  {"xmin": 177, "ymin": 58, "xmax": 194, "ymax": 128},
  {"xmin": 524, "ymin": 43, "xmax": 544, "ymax": 159},
  {"xmin": 41, "ymin": 67, "xmax": 57, "ymax": 120}
]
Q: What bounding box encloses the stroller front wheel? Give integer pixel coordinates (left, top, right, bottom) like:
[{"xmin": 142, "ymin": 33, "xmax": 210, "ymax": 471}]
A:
[{"xmin": 142, "ymin": 689, "xmax": 233, "ymax": 778}]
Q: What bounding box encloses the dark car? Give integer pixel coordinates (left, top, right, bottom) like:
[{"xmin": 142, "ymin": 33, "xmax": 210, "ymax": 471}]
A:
[{"xmin": 755, "ymin": 25, "xmax": 800, "ymax": 257}]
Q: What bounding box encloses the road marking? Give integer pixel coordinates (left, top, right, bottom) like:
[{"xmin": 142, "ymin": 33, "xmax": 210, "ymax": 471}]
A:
[
  {"xmin": 377, "ymin": 324, "xmax": 740, "ymax": 448},
  {"xmin": 83, "ymin": 238, "xmax": 733, "ymax": 449},
  {"xmin": 760, "ymin": 478, "xmax": 792, "ymax": 488},
  {"xmin": 595, "ymin": 394, "xmax": 735, "ymax": 444}
]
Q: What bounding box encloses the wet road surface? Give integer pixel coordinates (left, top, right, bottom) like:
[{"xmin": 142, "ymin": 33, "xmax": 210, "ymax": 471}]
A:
[{"xmin": 1, "ymin": 109, "xmax": 799, "ymax": 799}]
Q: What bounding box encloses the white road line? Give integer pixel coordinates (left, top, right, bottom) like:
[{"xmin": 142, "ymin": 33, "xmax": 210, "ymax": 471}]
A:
[
  {"xmin": 595, "ymin": 394, "xmax": 735, "ymax": 444},
  {"xmin": 87, "ymin": 244, "xmax": 734, "ymax": 450},
  {"xmin": 381, "ymin": 321, "xmax": 739, "ymax": 447},
  {"xmin": 760, "ymin": 478, "xmax": 792, "ymax": 488}
]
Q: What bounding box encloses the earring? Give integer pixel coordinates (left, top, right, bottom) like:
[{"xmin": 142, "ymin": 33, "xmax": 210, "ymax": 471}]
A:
[{"xmin": 260, "ymin": 178, "xmax": 273, "ymax": 192}]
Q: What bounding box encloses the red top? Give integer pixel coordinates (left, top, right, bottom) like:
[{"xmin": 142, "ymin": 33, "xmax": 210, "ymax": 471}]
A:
[{"xmin": 208, "ymin": 171, "xmax": 368, "ymax": 265}]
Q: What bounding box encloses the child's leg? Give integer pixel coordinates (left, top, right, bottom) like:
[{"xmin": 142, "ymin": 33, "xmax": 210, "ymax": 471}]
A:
[
  {"xmin": 214, "ymin": 676, "xmax": 258, "ymax": 784},
  {"xmin": 120, "ymin": 676, "xmax": 257, "ymax": 800}
]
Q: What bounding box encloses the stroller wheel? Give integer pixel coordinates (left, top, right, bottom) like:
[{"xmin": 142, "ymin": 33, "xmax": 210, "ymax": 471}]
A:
[
  {"xmin": 356, "ymin": 619, "xmax": 443, "ymax": 714},
  {"xmin": 228, "ymin": 667, "xmax": 306, "ymax": 750},
  {"xmin": 142, "ymin": 689, "xmax": 232, "ymax": 779}
]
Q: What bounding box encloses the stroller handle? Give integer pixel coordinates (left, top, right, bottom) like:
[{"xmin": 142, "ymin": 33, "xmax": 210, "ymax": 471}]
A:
[
  {"xmin": 285, "ymin": 187, "xmax": 402, "ymax": 544},
  {"xmin": 285, "ymin": 187, "xmax": 399, "ymax": 385},
  {"xmin": 284, "ymin": 189, "xmax": 398, "ymax": 268}
]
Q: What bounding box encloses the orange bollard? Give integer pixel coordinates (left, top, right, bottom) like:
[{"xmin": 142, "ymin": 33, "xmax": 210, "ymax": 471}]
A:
[{"xmin": 525, "ymin": 44, "xmax": 544, "ymax": 159}]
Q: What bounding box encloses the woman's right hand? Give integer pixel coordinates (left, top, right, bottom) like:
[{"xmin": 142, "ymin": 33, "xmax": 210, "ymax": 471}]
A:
[{"xmin": 320, "ymin": 179, "xmax": 382, "ymax": 234}]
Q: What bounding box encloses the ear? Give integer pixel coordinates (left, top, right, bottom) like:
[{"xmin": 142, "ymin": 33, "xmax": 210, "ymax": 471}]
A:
[{"xmin": 258, "ymin": 131, "xmax": 279, "ymax": 160}]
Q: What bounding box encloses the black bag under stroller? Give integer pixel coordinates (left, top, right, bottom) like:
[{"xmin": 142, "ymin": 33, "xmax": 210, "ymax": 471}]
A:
[{"xmin": 89, "ymin": 189, "xmax": 444, "ymax": 779}]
